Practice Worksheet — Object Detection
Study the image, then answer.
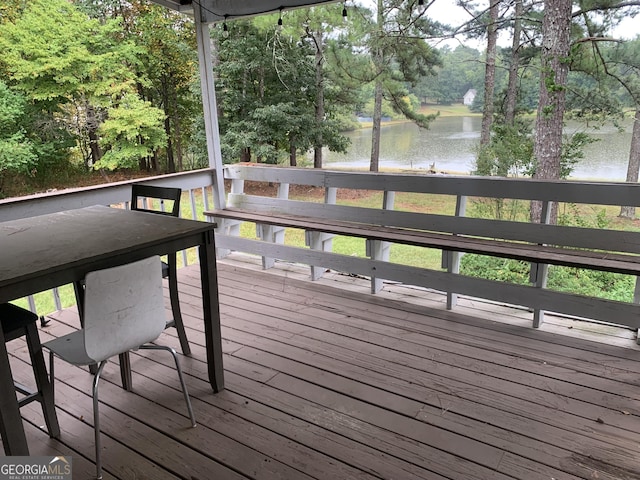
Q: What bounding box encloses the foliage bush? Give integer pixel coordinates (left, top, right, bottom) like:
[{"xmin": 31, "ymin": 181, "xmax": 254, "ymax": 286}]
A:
[{"xmin": 459, "ymin": 254, "xmax": 634, "ymax": 302}]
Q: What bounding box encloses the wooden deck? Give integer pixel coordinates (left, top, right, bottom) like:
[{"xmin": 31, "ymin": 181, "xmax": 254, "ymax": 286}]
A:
[{"xmin": 5, "ymin": 254, "xmax": 640, "ymax": 480}]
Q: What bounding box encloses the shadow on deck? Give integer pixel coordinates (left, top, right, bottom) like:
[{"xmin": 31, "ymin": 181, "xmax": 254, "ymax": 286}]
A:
[{"xmin": 6, "ymin": 254, "xmax": 640, "ymax": 479}]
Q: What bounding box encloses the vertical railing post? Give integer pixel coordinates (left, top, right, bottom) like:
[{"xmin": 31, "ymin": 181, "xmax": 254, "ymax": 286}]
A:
[
  {"xmin": 368, "ymin": 191, "xmax": 395, "ymax": 293},
  {"xmin": 445, "ymin": 194, "xmax": 467, "ymax": 309}
]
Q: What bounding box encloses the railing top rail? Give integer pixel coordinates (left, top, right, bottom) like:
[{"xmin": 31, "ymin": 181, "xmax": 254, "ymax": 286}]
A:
[
  {"xmin": 224, "ymin": 164, "xmax": 640, "ymax": 207},
  {"xmin": 0, "ymin": 168, "xmax": 215, "ymax": 223}
]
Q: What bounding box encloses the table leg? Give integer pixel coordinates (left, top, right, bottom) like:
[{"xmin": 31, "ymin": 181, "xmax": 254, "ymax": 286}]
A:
[
  {"xmin": 0, "ymin": 328, "xmax": 29, "ymax": 455},
  {"xmin": 199, "ymin": 230, "xmax": 224, "ymax": 392}
]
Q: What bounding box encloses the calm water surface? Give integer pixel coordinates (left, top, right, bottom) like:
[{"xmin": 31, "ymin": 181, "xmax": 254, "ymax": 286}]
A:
[{"xmin": 319, "ymin": 116, "xmax": 635, "ymax": 181}]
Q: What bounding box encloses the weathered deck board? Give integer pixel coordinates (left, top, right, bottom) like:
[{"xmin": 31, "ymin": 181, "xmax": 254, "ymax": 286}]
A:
[{"xmin": 4, "ymin": 256, "xmax": 640, "ymax": 480}]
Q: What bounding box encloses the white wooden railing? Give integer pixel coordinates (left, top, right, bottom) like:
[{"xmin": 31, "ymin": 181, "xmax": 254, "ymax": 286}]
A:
[
  {"xmin": 5, "ymin": 163, "xmax": 640, "ymax": 337},
  {"xmin": 215, "ymin": 164, "xmax": 640, "ymax": 333}
]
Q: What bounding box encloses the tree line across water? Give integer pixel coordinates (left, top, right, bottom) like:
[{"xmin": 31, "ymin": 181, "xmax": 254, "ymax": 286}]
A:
[{"xmin": 0, "ymin": 0, "xmax": 639, "ymax": 215}]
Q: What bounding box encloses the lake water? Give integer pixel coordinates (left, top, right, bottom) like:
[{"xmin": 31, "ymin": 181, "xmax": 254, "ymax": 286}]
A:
[{"xmin": 318, "ymin": 116, "xmax": 635, "ymax": 181}]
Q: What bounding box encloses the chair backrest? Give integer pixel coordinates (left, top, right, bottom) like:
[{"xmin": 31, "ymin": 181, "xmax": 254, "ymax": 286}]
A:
[
  {"xmin": 83, "ymin": 256, "xmax": 166, "ymax": 363},
  {"xmin": 131, "ymin": 184, "xmax": 181, "ymax": 217}
]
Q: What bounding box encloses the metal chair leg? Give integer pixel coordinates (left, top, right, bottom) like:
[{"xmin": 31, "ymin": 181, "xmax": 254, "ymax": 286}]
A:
[
  {"xmin": 140, "ymin": 345, "xmax": 196, "ymax": 427},
  {"xmin": 92, "ymin": 360, "xmax": 107, "ymax": 480},
  {"xmin": 168, "ymin": 256, "xmax": 191, "ymax": 356}
]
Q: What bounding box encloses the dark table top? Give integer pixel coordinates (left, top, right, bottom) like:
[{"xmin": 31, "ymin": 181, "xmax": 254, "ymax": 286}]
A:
[{"xmin": 0, "ymin": 205, "xmax": 216, "ymax": 303}]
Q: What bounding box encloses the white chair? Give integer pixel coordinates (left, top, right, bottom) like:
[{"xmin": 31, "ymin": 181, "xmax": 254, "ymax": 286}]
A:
[{"xmin": 43, "ymin": 256, "xmax": 196, "ymax": 480}]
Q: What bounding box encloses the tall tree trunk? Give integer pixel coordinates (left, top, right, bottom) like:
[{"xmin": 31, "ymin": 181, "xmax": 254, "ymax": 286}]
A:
[
  {"xmin": 162, "ymin": 78, "xmax": 176, "ymax": 173},
  {"xmin": 152, "ymin": 149, "xmax": 159, "ymax": 172},
  {"xmin": 620, "ymin": 106, "xmax": 640, "ymax": 218},
  {"xmin": 370, "ymin": 0, "xmax": 384, "ymax": 173},
  {"xmin": 370, "ymin": 79, "xmax": 383, "ymax": 172},
  {"xmin": 313, "ymin": 30, "xmax": 325, "ymax": 169},
  {"xmin": 165, "ymin": 115, "xmax": 176, "ymax": 173},
  {"xmin": 172, "ymin": 88, "xmax": 183, "ymax": 171},
  {"xmin": 531, "ymin": 0, "xmax": 572, "ymax": 223},
  {"xmin": 86, "ymin": 103, "xmax": 102, "ymax": 167},
  {"xmin": 240, "ymin": 147, "xmax": 251, "ymax": 163},
  {"xmin": 505, "ymin": 0, "xmax": 523, "ymax": 125},
  {"xmin": 480, "ymin": 0, "xmax": 500, "ymax": 146},
  {"xmin": 290, "ymin": 134, "xmax": 297, "ymax": 167}
]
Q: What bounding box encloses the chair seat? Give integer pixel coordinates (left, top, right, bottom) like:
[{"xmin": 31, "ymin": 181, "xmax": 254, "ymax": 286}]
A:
[
  {"xmin": 0, "ymin": 304, "xmax": 38, "ymax": 341},
  {"xmin": 43, "ymin": 331, "xmax": 95, "ymax": 366}
]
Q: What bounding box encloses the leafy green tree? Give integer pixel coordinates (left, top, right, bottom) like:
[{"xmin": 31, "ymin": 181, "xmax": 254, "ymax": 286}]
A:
[
  {"xmin": 95, "ymin": 93, "xmax": 167, "ymax": 170},
  {"xmin": 333, "ymin": 0, "xmax": 441, "ymax": 171},
  {"xmin": 570, "ymin": 37, "xmax": 640, "ymax": 217},
  {"xmin": 0, "ymin": 79, "xmax": 73, "ymax": 194},
  {"xmin": 491, "ymin": 0, "xmax": 542, "ymax": 123},
  {"xmin": 294, "ymin": 5, "xmax": 356, "ymax": 168},
  {"xmin": 0, "ymin": 0, "xmax": 138, "ymax": 105},
  {"xmin": 213, "ymin": 13, "xmax": 350, "ymax": 165},
  {"xmin": 418, "ymin": 45, "xmax": 483, "ymax": 105},
  {"xmin": 112, "ymin": 1, "xmax": 199, "ymax": 172},
  {"xmin": 0, "ymin": 82, "xmax": 37, "ymax": 184},
  {"xmin": 369, "ymin": 0, "xmax": 441, "ymax": 171},
  {"xmin": 530, "ymin": 0, "xmax": 573, "ymax": 222},
  {"xmin": 529, "ymin": 0, "xmax": 640, "ymax": 221},
  {"xmin": 0, "ymin": 0, "xmax": 150, "ymax": 169}
]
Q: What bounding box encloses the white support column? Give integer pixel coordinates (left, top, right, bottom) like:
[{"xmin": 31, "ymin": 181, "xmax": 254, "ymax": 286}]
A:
[
  {"xmin": 369, "ymin": 191, "xmax": 395, "ymax": 293},
  {"xmin": 194, "ymin": 6, "xmax": 226, "ymax": 210},
  {"xmin": 309, "ymin": 187, "xmax": 337, "ymax": 280},
  {"xmin": 446, "ymin": 195, "xmax": 467, "ymax": 309},
  {"xmin": 532, "ymin": 201, "xmax": 552, "ymax": 328}
]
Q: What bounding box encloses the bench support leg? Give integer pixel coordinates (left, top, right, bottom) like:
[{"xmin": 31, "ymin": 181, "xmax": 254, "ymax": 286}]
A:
[
  {"xmin": 215, "ymin": 218, "xmax": 241, "ymax": 258},
  {"xmin": 367, "ymin": 239, "xmax": 391, "ymax": 293},
  {"xmin": 532, "ymin": 200, "xmax": 552, "ymax": 328},
  {"xmin": 532, "ymin": 262, "xmax": 549, "ymax": 328},
  {"xmin": 306, "ymin": 231, "xmax": 334, "ymax": 280},
  {"xmin": 445, "ymin": 250, "xmax": 463, "ymax": 309},
  {"xmin": 307, "ymin": 187, "xmax": 337, "ymax": 281},
  {"xmin": 258, "ymin": 224, "xmax": 286, "ymax": 270},
  {"xmin": 446, "ymin": 195, "xmax": 466, "ymax": 309}
]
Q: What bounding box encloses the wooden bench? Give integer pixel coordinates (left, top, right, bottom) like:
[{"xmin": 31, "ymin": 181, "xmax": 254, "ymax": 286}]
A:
[
  {"xmin": 207, "ymin": 165, "xmax": 640, "ymax": 334},
  {"xmin": 209, "ymin": 207, "xmax": 640, "ymax": 275}
]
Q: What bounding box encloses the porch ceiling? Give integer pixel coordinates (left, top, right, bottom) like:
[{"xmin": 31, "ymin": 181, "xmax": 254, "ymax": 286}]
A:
[{"xmin": 147, "ymin": 0, "xmax": 338, "ymax": 22}]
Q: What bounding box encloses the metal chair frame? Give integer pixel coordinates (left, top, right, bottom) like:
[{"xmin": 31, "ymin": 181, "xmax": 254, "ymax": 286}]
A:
[{"xmin": 44, "ymin": 257, "xmax": 196, "ymax": 480}]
